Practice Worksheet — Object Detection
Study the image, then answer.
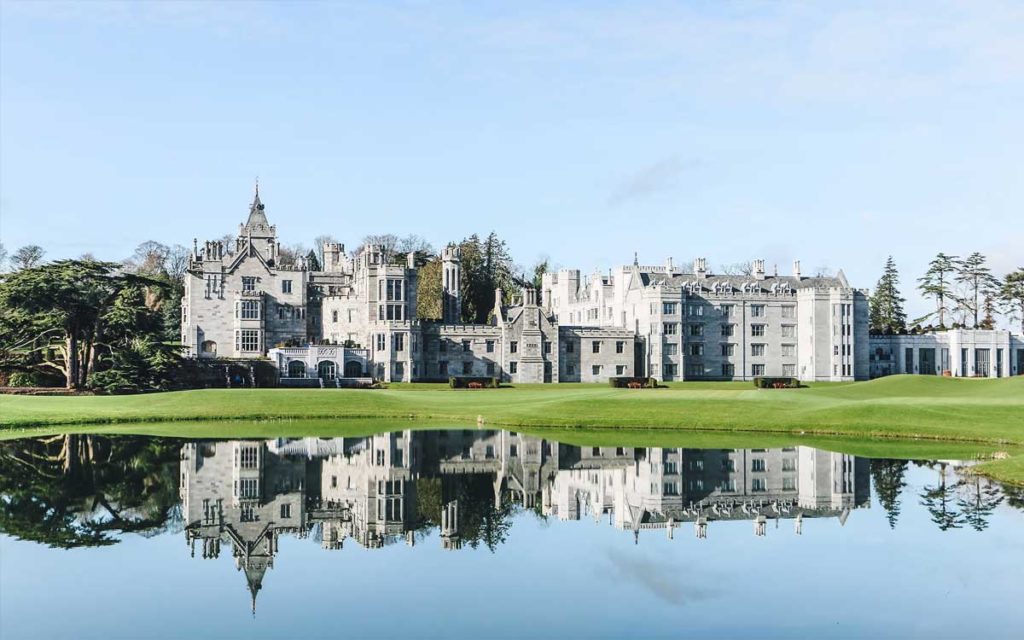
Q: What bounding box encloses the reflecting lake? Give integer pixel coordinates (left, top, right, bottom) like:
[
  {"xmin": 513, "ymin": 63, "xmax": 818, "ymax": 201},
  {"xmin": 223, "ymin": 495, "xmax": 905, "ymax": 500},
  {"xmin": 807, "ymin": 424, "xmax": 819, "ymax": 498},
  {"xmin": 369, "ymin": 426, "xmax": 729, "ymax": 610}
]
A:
[{"xmin": 1, "ymin": 428, "xmax": 1021, "ymax": 639}]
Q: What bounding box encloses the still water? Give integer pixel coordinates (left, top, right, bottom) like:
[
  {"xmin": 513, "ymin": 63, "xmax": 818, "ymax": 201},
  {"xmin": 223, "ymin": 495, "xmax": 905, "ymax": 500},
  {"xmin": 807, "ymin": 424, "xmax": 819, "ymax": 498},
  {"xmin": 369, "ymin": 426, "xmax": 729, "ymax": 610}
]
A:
[{"xmin": 1, "ymin": 428, "xmax": 1021, "ymax": 639}]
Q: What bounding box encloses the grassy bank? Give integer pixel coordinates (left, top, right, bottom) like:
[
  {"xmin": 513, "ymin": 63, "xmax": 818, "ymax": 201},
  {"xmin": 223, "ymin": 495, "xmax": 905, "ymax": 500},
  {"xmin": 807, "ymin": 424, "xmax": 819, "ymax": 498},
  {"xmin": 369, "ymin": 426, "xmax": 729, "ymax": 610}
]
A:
[
  {"xmin": 1, "ymin": 375, "xmax": 1021, "ymax": 483},
  {"xmin": 1, "ymin": 375, "xmax": 1020, "ymax": 438}
]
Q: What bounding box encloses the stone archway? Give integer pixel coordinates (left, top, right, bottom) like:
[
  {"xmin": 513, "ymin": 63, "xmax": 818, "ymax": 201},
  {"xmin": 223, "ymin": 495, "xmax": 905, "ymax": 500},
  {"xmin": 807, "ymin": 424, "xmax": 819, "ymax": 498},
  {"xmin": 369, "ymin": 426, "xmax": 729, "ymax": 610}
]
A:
[
  {"xmin": 201, "ymin": 340, "xmax": 217, "ymax": 356},
  {"xmin": 318, "ymin": 360, "xmax": 337, "ymax": 380},
  {"xmin": 344, "ymin": 360, "xmax": 363, "ymax": 378},
  {"xmin": 287, "ymin": 360, "xmax": 306, "ymax": 378}
]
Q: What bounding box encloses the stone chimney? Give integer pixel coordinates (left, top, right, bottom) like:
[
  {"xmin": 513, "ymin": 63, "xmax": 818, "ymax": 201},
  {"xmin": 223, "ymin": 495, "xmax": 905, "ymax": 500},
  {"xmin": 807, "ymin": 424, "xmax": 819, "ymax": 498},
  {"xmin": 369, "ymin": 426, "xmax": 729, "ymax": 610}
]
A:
[
  {"xmin": 694, "ymin": 257, "xmax": 707, "ymax": 279},
  {"xmin": 665, "ymin": 257, "xmax": 674, "ymax": 274},
  {"xmin": 753, "ymin": 259, "xmax": 766, "ymax": 280},
  {"xmin": 792, "ymin": 260, "xmax": 801, "ymax": 279},
  {"xmin": 522, "ymin": 286, "xmax": 537, "ymax": 307},
  {"xmin": 407, "ymin": 252, "xmax": 416, "ymax": 269}
]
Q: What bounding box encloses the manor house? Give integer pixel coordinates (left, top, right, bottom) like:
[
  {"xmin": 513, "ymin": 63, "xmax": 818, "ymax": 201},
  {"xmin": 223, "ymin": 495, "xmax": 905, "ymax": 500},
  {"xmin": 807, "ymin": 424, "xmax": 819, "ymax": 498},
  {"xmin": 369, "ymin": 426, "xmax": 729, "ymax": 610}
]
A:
[
  {"xmin": 181, "ymin": 188, "xmax": 876, "ymax": 382},
  {"xmin": 181, "ymin": 188, "xmax": 633, "ymax": 384}
]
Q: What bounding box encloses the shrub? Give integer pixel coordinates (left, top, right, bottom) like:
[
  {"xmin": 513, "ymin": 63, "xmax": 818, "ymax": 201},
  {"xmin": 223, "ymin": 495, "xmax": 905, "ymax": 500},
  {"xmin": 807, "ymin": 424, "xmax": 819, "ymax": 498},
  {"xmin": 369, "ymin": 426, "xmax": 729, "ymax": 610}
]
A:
[
  {"xmin": 449, "ymin": 376, "xmax": 499, "ymax": 389},
  {"xmin": 752, "ymin": 376, "xmax": 801, "ymax": 389},
  {"xmin": 609, "ymin": 377, "xmax": 658, "ymax": 389}
]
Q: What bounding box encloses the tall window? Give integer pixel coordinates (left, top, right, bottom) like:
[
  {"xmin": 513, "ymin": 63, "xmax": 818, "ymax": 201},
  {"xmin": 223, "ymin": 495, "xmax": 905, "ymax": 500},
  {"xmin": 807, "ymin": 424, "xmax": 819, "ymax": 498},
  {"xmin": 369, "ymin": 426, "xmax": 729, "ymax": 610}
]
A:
[
  {"xmin": 721, "ymin": 324, "xmax": 735, "ymax": 337},
  {"xmin": 509, "ymin": 361, "xmax": 518, "ymax": 374},
  {"xmin": 688, "ymin": 323, "xmax": 704, "ymax": 337},
  {"xmin": 781, "ymin": 324, "xmax": 796, "ymax": 338},
  {"xmin": 615, "ymin": 341, "xmax": 625, "ymax": 354},
  {"xmin": 689, "ymin": 343, "xmax": 704, "ymax": 356},
  {"xmin": 592, "ymin": 341, "xmax": 601, "ymax": 353},
  {"xmin": 751, "ymin": 363, "xmax": 766, "ymax": 376},
  {"xmin": 721, "ymin": 343, "xmax": 735, "ymax": 356},
  {"xmin": 781, "ymin": 344, "xmax": 796, "ymax": 357},
  {"xmin": 688, "ymin": 304, "xmax": 703, "ymax": 316},
  {"xmin": 394, "ymin": 334, "xmax": 405, "ymax": 352},
  {"xmin": 751, "ymin": 305, "xmax": 765, "ymax": 317},
  {"xmin": 241, "ymin": 300, "xmax": 259, "ymax": 319},
  {"xmin": 662, "ymin": 302, "xmax": 678, "ymax": 315},
  {"xmin": 332, "ymin": 310, "xmax": 339, "ymax": 323},
  {"xmin": 281, "ymin": 280, "xmax": 292, "ymax": 294},
  {"xmin": 781, "ymin": 305, "xmax": 795, "ymax": 319},
  {"xmin": 720, "ymin": 304, "xmax": 734, "ymax": 317},
  {"xmin": 751, "ymin": 344, "xmax": 766, "ymax": 357},
  {"xmin": 663, "ymin": 323, "xmax": 678, "ymax": 335},
  {"xmin": 751, "ymin": 324, "xmax": 766, "ymax": 337},
  {"xmin": 665, "ymin": 343, "xmax": 678, "ymax": 355},
  {"xmin": 510, "ymin": 341, "xmax": 518, "ymax": 353},
  {"xmin": 239, "ymin": 330, "xmax": 260, "ymax": 352},
  {"xmin": 721, "ymin": 363, "xmax": 735, "ymax": 377}
]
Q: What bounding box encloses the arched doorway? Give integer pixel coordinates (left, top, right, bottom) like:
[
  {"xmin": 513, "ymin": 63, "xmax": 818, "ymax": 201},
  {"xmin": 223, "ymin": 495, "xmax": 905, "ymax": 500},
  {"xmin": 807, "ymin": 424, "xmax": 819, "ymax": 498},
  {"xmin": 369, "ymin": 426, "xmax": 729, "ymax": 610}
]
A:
[
  {"xmin": 318, "ymin": 360, "xmax": 337, "ymax": 381},
  {"xmin": 201, "ymin": 340, "xmax": 217, "ymax": 356},
  {"xmin": 287, "ymin": 360, "xmax": 306, "ymax": 378},
  {"xmin": 344, "ymin": 360, "xmax": 363, "ymax": 378}
]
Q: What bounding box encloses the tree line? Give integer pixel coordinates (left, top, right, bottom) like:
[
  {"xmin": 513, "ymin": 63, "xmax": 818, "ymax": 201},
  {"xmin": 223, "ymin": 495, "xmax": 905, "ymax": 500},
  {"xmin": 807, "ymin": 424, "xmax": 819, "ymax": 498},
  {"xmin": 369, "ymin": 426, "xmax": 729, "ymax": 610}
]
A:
[{"xmin": 869, "ymin": 252, "xmax": 1024, "ymax": 334}]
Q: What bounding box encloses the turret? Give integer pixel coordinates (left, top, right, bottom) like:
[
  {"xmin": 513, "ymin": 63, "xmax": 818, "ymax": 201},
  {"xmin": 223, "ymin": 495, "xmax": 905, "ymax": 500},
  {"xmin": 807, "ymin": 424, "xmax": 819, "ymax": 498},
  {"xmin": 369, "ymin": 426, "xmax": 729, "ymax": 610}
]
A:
[{"xmin": 442, "ymin": 244, "xmax": 462, "ymax": 323}]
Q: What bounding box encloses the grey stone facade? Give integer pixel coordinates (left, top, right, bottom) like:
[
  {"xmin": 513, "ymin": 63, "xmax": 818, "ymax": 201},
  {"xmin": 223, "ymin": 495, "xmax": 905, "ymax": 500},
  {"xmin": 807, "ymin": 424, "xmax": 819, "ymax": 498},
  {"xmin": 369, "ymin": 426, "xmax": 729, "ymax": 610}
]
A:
[
  {"xmin": 183, "ymin": 189, "xmax": 635, "ymax": 383},
  {"xmin": 543, "ymin": 258, "xmax": 870, "ymax": 381}
]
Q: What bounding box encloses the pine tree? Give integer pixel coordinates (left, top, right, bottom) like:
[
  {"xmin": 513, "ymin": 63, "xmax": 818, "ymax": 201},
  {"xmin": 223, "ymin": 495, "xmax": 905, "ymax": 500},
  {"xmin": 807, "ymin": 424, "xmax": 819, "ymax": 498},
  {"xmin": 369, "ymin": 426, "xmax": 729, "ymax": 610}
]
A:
[
  {"xmin": 956, "ymin": 252, "xmax": 1000, "ymax": 328},
  {"xmin": 869, "ymin": 256, "xmax": 907, "ymax": 334},
  {"xmin": 979, "ymin": 294, "xmax": 997, "ymax": 330},
  {"xmin": 999, "ymin": 268, "xmax": 1024, "ymax": 333},
  {"xmin": 917, "ymin": 252, "xmax": 957, "ymax": 328}
]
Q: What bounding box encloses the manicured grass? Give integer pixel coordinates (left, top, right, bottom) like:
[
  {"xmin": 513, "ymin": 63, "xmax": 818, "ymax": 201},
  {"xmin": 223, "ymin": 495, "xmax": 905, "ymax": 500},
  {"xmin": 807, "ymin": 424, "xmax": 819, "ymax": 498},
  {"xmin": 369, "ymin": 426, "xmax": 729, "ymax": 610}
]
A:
[{"xmin": 1, "ymin": 376, "xmax": 1021, "ymax": 483}]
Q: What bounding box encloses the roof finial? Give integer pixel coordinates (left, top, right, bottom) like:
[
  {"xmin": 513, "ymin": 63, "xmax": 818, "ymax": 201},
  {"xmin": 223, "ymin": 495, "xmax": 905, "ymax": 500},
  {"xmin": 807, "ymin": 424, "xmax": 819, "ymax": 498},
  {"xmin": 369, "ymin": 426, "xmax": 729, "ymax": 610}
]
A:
[
  {"xmin": 633, "ymin": 251, "xmax": 638, "ymax": 266},
  {"xmin": 255, "ymin": 176, "xmax": 259, "ymax": 198}
]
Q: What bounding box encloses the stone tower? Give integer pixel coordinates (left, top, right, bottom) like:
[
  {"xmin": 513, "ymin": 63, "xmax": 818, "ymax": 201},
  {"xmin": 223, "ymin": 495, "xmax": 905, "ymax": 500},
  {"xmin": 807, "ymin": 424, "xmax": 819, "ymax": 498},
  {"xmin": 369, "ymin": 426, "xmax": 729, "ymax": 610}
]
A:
[{"xmin": 442, "ymin": 244, "xmax": 462, "ymax": 323}]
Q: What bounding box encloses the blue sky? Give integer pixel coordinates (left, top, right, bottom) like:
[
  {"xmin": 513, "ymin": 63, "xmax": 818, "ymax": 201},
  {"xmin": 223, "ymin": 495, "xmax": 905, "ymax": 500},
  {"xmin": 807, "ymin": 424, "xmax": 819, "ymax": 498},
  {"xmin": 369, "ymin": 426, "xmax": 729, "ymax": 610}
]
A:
[{"xmin": 1, "ymin": 1, "xmax": 1021, "ymax": 321}]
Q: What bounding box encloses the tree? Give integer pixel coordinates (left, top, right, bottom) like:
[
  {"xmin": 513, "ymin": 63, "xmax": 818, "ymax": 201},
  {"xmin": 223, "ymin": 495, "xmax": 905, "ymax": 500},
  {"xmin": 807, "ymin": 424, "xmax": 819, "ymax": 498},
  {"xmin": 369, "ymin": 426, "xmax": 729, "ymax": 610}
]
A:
[
  {"xmin": 979, "ymin": 294, "xmax": 998, "ymax": 330},
  {"xmin": 0, "ymin": 435, "xmax": 181, "ymax": 548},
  {"xmin": 917, "ymin": 252, "xmax": 958, "ymax": 328},
  {"xmin": 999, "ymin": 268, "xmax": 1024, "ymax": 333},
  {"xmin": 531, "ymin": 257, "xmax": 550, "ymax": 304},
  {"xmin": 277, "ymin": 243, "xmax": 308, "ymax": 268},
  {"xmin": 719, "ymin": 261, "xmax": 753, "ymax": 276},
  {"xmin": 10, "ymin": 245, "xmax": 45, "ymax": 270},
  {"xmin": 126, "ymin": 241, "xmax": 170, "ymax": 276},
  {"xmin": 0, "ymin": 243, "xmax": 7, "ymax": 272},
  {"xmin": 304, "ymin": 249, "xmax": 321, "ymax": 272},
  {"xmin": 869, "ymin": 256, "xmax": 907, "ymax": 334},
  {"xmin": 416, "ymin": 258, "xmax": 443, "ymax": 320},
  {"xmin": 919, "ymin": 463, "xmax": 964, "ymax": 532},
  {"xmin": 870, "ymin": 459, "xmax": 908, "ymax": 529},
  {"xmin": 955, "ymin": 475, "xmax": 1003, "ymax": 532},
  {"xmin": 396, "ymin": 234, "xmax": 434, "ymax": 256},
  {"xmin": 956, "ymin": 252, "xmax": 1000, "ymax": 328},
  {"xmin": 0, "ymin": 260, "xmax": 169, "ymax": 389}
]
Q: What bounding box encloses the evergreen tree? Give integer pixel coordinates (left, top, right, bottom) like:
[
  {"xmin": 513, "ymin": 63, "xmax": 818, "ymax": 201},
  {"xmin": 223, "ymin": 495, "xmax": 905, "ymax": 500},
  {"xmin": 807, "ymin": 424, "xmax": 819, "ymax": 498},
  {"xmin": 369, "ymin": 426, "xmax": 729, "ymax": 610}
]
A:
[
  {"xmin": 999, "ymin": 268, "xmax": 1024, "ymax": 333},
  {"xmin": 870, "ymin": 459, "xmax": 908, "ymax": 529},
  {"xmin": 956, "ymin": 252, "xmax": 1000, "ymax": 328},
  {"xmin": 869, "ymin": 256, "xmax": 907, "ymax": 334},
  {"xmin": 979, "ymin": 294, "xmax": 997, "ymax": 330},
  {"xmin": 917, "ymin": 252, "xmax": 958, "ymax": 328}
]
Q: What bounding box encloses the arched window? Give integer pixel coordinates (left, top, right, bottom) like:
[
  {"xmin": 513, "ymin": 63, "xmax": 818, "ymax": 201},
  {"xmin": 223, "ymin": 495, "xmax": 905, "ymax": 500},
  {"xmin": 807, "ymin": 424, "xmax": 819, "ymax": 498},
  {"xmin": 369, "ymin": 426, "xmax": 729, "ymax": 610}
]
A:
[
  {"xmin": 318, "ymin": 360, "xmax": 337, "ymax": 380},
  {"xmin": 201, "ymin": 340, "xmax": 217, "ymax": 355},
  {"xmin": 287, "ymin": 360, "xmax": 306, "ymax": 378}
]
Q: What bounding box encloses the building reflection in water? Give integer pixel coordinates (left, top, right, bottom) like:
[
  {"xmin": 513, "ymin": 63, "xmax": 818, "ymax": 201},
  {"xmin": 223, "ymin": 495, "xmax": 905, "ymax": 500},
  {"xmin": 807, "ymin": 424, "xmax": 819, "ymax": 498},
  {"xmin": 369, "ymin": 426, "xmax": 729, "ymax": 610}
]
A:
[{"xmin": 180, "ymin": 430, "xmax": 869, "ymax": 612}]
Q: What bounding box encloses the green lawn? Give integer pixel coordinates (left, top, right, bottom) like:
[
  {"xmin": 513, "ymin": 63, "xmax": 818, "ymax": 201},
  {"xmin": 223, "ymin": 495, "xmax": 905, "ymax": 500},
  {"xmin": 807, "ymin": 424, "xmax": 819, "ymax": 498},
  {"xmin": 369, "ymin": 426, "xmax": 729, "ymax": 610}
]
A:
[{"xmin": 1, "ymin": 375, "xmax": 1022, "ymax": 483}]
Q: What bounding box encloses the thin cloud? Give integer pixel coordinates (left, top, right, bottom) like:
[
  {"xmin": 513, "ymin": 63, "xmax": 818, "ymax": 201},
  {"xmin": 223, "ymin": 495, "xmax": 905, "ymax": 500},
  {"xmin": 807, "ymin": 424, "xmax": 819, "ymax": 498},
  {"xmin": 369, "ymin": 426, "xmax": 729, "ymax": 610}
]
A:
[{"xmin": 608, "ymin": 156, "xmax": 692, "ymax": 207}]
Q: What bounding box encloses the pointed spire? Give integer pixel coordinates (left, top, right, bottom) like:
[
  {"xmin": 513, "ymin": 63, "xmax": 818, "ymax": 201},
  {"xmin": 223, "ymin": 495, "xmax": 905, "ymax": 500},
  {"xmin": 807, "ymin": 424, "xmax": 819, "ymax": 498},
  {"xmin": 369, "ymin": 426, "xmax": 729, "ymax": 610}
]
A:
[
  {"xmin": 242, "ymin": 180, "xmax": 271, "ymax": 233},
  {"xmin": 633, "ymin": 251, "xmax": 638, "ymax": 267}
]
